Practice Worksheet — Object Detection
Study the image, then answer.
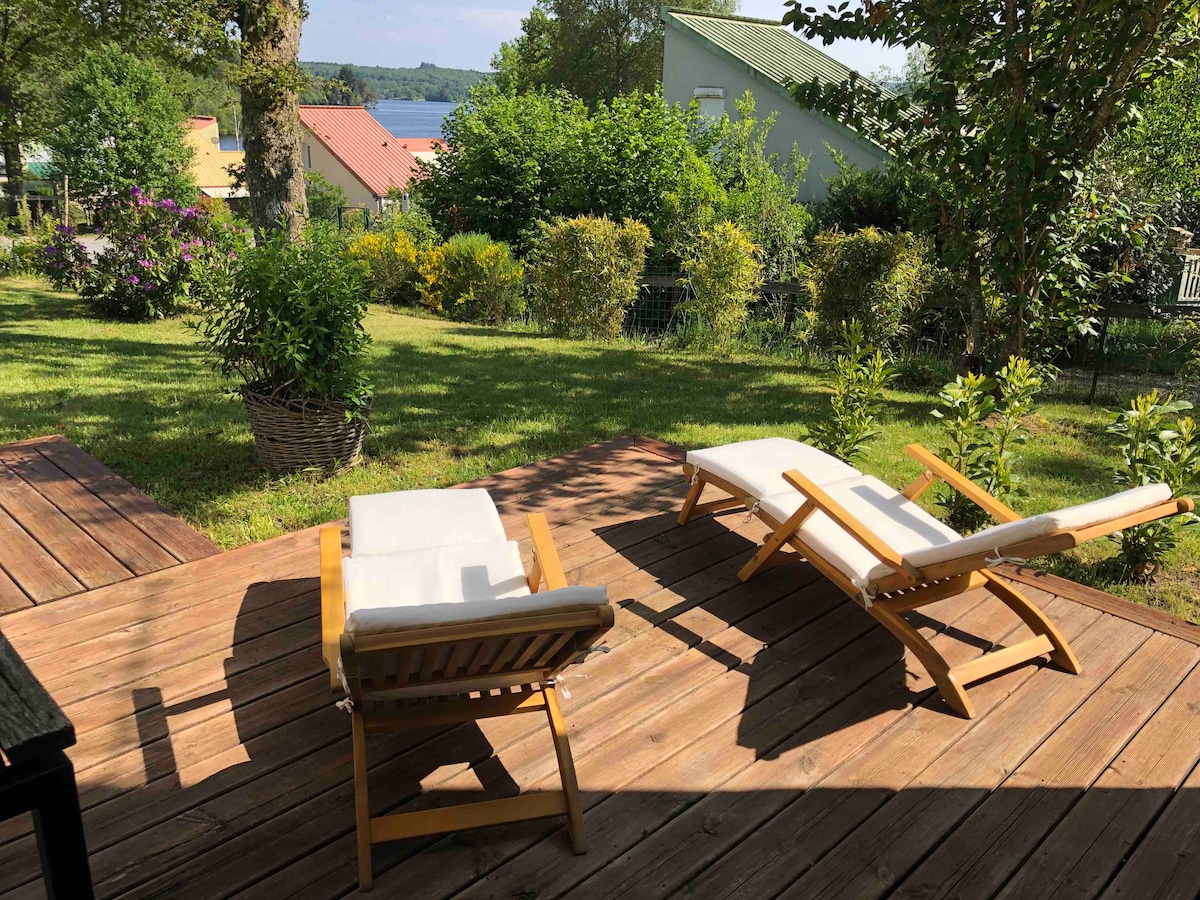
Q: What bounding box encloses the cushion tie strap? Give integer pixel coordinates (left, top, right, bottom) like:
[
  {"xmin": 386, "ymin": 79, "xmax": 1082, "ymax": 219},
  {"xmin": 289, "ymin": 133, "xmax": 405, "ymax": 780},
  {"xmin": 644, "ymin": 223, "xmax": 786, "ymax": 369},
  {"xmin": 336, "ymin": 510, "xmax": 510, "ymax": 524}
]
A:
[
  {"xmin": 335, "ymin": 656, "xmax": 354, "ymax": 712},
  {"xmin": 985, "ymin": 549, "xmax": 1028, "ymax": 567},
  {"xmin": 852, "ymin": 579, "xmax": 877, "ymax": 609},
  {"xmin": 741, "ymin": 500, "xmax": 762, "ymax": 526},
  {"xmin": 689, "ymin": 471, "xmax": 700, "ymax": 486}
]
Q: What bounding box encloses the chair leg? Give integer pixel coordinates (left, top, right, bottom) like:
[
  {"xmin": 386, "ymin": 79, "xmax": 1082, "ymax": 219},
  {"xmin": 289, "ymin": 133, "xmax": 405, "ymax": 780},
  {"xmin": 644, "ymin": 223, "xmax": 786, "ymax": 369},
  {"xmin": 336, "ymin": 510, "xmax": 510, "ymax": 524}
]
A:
[
  {"xmin": 982, "ymin": 570, "xmax": 1082, "ymax": 675},
  {"xmin": 677, "ymin": 476, "xmax": 705, "ymax": 526},
  {"xmin": 868, "ymin": 603, "xmax": 975, "ymax": 718},
  {"xmin": 543, "ymin": 683, "xmax": 586, "ymax": 854},
  {"xmin": 352, "ymin": 711, "xmax": 373, "ymax": 891}
]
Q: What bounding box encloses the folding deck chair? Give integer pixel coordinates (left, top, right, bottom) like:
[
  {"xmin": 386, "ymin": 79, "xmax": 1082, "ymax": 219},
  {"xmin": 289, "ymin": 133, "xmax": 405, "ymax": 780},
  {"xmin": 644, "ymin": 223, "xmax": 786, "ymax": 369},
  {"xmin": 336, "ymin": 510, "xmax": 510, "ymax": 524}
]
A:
[
  {"xmin": 320, "ymin": 489, "xmax": 613, "ymax": 891},
  {"xmin": 679, "ymin": 438, "xmax": 1193, "ymax": 718}
]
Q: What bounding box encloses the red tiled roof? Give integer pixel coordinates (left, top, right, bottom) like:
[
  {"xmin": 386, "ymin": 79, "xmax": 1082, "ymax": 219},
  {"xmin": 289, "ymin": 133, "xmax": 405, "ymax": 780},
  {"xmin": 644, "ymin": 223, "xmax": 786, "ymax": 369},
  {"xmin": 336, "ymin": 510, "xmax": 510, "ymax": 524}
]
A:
[
  {"xmin": 397, "ymin": 138, "xmax": 446, "ymax": 153},
  {"xmin": 187, "ymin": 116, "xmax": 218, "ymax": 130},
  {"xmin": 298, "ymin": 105, "xmax": 421, "ymax": 197}
]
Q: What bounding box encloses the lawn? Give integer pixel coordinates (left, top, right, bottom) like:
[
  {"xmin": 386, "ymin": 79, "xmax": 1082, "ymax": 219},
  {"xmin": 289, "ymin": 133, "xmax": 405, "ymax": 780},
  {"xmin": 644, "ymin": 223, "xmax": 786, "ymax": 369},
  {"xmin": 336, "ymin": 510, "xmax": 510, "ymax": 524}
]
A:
[{"xmin": 1, "ymin": 276, "xmax": 1196, "ymax": 621}]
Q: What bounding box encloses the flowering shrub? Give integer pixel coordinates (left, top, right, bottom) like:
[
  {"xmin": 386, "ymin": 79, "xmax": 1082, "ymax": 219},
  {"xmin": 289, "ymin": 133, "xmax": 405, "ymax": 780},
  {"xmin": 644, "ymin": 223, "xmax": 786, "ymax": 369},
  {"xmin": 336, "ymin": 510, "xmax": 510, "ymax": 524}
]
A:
[
  {"xmin": 417, "ymin": 233, "xmax": 524, "ymax": 324},
  {"xmin": 35, "ymin": 224, "xmax": 92, "ymax": 290},
  {"xmin": 350, "ymin": 230, "xmax": 423, "ymax": 306},
  {"xmin": 81, "ymin": 187, "xmax": 249, "ymax": 321}
]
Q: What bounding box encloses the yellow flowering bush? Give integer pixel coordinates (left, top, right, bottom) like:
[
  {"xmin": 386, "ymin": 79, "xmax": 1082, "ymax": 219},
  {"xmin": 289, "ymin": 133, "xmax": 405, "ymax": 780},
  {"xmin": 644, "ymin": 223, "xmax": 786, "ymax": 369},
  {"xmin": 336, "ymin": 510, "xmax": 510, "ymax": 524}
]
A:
[
  {"xmin": 349, "ymin": 230, "xmax": 423, "ymax": 306},
  {"xmin": 417, "ymin": 232, "xmax": 524, "ymax": 324}
]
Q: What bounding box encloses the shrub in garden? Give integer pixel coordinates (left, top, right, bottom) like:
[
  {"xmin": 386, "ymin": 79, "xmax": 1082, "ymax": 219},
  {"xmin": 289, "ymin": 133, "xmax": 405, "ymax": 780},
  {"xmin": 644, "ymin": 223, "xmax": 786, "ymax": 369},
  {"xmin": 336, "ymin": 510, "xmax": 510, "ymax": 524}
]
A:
[
  {"xmin": 34, "ymin": 224, "xmax": 91, "ymax": 290},
  {"xmin": 351, "ymin": 230, "xmax": 423, "ymax": 306},
  {"xmin": 1105, "ymin": 392, "xmax": 1200, "ymax": 580},
  {"xmin": 304, "ymin": 171, "xmax": 348, "ymax": 222},
  {"xmin": 80, "ymin": 188, "xmax": 248, "ymax": 321},
  {"xmin": 678, "ymin": 221, "xmax": 763, "ymax": 346},
  {"xmin": 528, "ymin": 216, "xmax": 652, "ymax": 340},
  {"xmin": 809, "ymin": 227, "xmax": 927, "ymax": 350},
  {"xmin": 932, "ymin": 356, "xmax": 1045, "ymax": 532},
  {"xmin": 810, "ymin": 321, "xmax": 896, "ymax": 463},
  {"xmin": 417, "ymin": 233, "xmax": 524, "ymax": 324},
  {"xmin": 192, "ymin": 223, "xmax": 371, "ymax": 410}
]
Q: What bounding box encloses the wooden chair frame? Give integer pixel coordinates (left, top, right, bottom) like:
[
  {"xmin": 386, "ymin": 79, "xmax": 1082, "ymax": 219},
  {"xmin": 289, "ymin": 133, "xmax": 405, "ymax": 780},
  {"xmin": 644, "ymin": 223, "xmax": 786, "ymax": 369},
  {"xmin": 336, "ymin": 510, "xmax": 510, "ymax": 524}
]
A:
[
  {"xmin": 679, "ymin": 443, "xmax": 1194, "ymax": 718},
  {"xmin": 320, "ymin": 513, "xmax": 613, "ymax": 891}
]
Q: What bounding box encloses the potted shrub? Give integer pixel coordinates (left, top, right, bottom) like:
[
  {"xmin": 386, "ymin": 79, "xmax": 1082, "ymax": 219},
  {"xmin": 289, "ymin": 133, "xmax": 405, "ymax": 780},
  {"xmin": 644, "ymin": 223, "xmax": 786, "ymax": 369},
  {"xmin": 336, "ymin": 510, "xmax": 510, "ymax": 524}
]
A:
[{"xmin": 193, "ymin": 224, "xmax": 372, "ymax": 474}]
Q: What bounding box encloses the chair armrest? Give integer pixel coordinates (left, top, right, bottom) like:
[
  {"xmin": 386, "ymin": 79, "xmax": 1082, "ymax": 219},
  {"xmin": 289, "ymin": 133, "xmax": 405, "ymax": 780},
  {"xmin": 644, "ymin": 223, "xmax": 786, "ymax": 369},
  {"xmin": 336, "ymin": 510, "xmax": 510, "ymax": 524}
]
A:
[
  {"xmin": 320, "ymin": 526, "xmax": 346, "ymax": 692},
  {"xmin": 904, "ymin": 444, "xmax": 1022, "ymax": 524},
  {"xmin": 526, "ymin": 513, "xmax": 567, "ymax": 592},
  {"xmin": 782, "ymin": 469, "xmax": 923, "ymax": 585}
]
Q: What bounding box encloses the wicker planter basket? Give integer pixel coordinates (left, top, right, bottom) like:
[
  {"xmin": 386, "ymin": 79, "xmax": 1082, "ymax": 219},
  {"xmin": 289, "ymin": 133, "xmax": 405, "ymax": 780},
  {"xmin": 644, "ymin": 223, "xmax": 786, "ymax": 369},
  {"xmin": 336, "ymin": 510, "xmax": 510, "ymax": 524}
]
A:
[{"xmin": 242, "ymin": 388, "xmax": 370, "ymax": 474}]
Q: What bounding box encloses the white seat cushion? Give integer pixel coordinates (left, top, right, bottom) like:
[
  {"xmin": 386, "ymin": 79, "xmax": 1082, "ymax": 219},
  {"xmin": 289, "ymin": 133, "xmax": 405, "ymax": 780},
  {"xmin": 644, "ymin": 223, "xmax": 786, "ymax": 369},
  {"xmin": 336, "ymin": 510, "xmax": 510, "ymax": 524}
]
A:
[
  {"xmin": 761, "ymin": 476, "xmax": 1174, "ymax": 586},
  {"xmin": 341, "ymin": 540, "xmax": 607, "ymax": 634},
  {"xmin": 761, "ymin": 476, "xmax": 962, "ymax": 586},
  {"xmin": 348, "ymin": 488, "xmax": 507, "ymax": 557},
  {"xmin": 894, "ymin": 482, "xmax": 1174, "ymax": 578},
  {"xmin": 686, "ymin": 438, "xmax": 860, "ymax": 502}
]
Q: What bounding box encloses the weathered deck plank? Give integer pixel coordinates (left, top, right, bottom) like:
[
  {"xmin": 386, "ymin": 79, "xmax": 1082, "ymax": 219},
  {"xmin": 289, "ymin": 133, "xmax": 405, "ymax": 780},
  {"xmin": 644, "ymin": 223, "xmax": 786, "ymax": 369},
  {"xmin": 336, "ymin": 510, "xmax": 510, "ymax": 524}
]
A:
[{"xmin": 0, "ymin": 435, "xmax": 218, "ymax": 612}]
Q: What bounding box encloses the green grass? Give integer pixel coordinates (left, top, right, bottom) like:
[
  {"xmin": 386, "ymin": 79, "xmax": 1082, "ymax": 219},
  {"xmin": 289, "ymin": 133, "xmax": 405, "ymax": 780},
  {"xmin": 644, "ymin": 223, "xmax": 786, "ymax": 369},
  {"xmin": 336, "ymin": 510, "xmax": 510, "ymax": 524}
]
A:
[{"xmin": 1, "ymin": 277, "xmax": 1196, "ymax": 621}]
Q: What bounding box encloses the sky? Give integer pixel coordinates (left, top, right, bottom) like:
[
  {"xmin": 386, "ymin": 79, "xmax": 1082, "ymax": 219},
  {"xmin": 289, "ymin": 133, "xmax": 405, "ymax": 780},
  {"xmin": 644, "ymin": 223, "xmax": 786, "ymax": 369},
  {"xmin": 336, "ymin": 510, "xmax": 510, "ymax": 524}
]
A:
[{"xmin": 300, "ymin": 0, "xmax": 906, "ymax": 78}]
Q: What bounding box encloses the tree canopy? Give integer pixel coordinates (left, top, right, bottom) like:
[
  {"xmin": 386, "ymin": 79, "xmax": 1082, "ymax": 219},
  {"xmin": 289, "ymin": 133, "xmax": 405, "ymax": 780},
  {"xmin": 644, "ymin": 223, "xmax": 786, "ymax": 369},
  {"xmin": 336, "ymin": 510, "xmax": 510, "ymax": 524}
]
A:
[
  {"xmin": 785, "ymin": 0, "xmax": 1200, "ymax": 357},
  {"xmin": 302, "ymin": 61, "xmax": 485, "ymax": 103},
  {"xmin": 48, "ymin": 44, "xmax": 194, "ymax": 204},
  {"xmin": 492, "ymin": 0, "xmax": 739, "ymax": 103}
]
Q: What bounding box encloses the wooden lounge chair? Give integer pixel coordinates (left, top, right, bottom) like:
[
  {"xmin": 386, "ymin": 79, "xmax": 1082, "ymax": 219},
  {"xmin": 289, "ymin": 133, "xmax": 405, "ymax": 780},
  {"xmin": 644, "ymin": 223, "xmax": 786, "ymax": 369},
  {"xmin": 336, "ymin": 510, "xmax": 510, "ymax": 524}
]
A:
[
  {"xmin": 679, "ymin": 439, "xmax": 1193, "ymax": 718},
  {"xmin": 320, "ymin": 489, "xmax": 613, "ymax": 891}
]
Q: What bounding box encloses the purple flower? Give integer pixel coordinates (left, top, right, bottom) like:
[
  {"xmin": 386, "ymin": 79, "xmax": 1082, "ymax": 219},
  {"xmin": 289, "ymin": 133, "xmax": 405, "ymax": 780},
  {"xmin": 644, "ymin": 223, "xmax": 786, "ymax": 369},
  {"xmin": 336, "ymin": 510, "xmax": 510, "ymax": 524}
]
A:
[
  {"xmin": 51, "ymin": 261, "xmax": 63, "ymax": 269},
  {"xmin": 55, "ymin": 224, "xmax": 76, "ymax": 235},
  {"xmin": 127, "ymin": 275, "xmax": 140, "ymax": 285},
  {"xmin": 158, "ymin": 198, "xmax": 179, "ymax": 211},
  {"xmin": 182, "ymin": 253, "xmax": 193, "ymax": 262},
  {"xmin": 227, "ymin": 251, "xmax": 238, "ymax": 260},
  {"xmin": 129, "ymin": 186, "xmax": 143, "ymax": 198},
  {"xmin": 143, "ymin": 282, "xmax": 155, "ymax": 291},
  {"xmin": 182, "ymin": 207, "xmax": 199, "ymax": 219},
  {"xmin": 43, "ymin": 245, "xmax": 57, "ymax": 255},
  {"xmin": 138, "ymin": 259, "xmax": 154, "ymax": 269}
]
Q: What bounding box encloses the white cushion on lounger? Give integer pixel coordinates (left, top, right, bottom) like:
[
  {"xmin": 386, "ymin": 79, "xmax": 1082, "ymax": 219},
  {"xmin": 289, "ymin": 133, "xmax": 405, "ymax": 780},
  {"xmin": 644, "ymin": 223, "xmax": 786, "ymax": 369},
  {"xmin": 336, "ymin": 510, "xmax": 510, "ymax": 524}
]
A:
[
  {"xmin": 686, "ymin": 438, "xmax": 860, "ymax": 502},
  {"xmin": 893, "ymin": 482, "xmax": 1174, "ymax": 578},
  {"xmin": 760, "ymin": 476, "xmax": 962, "ymax": 587},
  {"xmin": 341, "ymin": 541, "xmax": 607, "ymax": 633},
  {"xmin": 761, "ymin": 477, "xmax": 1173, "ymax": 586},
  {"xmin": 348, "ymin": 488, "xmax": 507, "ymax": 557}
]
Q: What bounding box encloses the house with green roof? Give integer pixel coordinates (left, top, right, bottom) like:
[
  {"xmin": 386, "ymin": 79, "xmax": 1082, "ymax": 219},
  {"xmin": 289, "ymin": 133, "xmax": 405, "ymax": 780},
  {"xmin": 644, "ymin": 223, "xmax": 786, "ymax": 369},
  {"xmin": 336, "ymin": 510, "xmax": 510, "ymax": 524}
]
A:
[{"xmin": 661, "ymin": 7, "xmax": 892, "ymax": 201}]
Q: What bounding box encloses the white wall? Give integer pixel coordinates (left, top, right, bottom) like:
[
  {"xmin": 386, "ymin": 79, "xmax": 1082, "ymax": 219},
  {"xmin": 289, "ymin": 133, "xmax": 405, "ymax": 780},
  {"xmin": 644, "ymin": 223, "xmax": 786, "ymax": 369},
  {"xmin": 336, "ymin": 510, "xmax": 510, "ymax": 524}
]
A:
[
  {"xmin": 301, "ymin": 132, "xmax": 381, "ymax": 211},
  {"xmin": 662, "ymin": 26, "xmax": 890, "ymax": 202}
]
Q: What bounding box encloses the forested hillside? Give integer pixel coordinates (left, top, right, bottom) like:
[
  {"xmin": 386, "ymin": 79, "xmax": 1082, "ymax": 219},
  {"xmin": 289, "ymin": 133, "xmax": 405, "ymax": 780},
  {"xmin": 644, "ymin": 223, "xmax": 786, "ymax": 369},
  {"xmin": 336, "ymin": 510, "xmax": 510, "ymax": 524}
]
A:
[{"xmin": 301, "ymin": 61, "xmax": 487, "ymax": 102}]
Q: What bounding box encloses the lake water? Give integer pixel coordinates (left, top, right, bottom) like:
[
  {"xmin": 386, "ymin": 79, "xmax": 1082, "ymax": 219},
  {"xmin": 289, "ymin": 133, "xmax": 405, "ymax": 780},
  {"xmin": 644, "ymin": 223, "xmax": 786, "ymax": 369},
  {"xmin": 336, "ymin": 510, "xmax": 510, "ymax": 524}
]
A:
[
  {"xmin": 370, "ymin": 100, "xmax": 458, "ymax": 138},
  {"xmin": 217, "ymin": 99, "xmax": 458, "ymax": 150}
]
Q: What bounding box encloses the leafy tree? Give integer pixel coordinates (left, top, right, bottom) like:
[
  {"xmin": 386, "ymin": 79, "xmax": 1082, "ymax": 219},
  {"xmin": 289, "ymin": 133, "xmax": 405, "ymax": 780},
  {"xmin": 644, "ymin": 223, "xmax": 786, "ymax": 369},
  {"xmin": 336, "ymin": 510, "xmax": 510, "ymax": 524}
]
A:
[
  {"xmin": 1102, "ymin": 56, "xmax": 1200, "ymax": 205},
  {"xmin": 703, "ymin": 92, "xmax": 814, "ymax": 280},
  {"xmin": 307, "ymin": 64, "xmax": 379, "ymax": 107},
  {"xmin": 418, "ymin": 85, "xmax": 589, "ymax": 251},
  {"xmin": 48, "ymin": 45, "xmax": 194, "ymax": 204},
  {"xmin": 785, "ymin": 0, "xmax": 1200, "ymax": 359},
  {"xmin": 494, "ymin": 0, "xmax": 740, "ymax": 103},
  {"xmin": 304, "ymin": 170, "xmax": 347, "ymax": 222},
  {"xmin": 418, "ymin": 84, "xmax": 720, "ymax": 257}
]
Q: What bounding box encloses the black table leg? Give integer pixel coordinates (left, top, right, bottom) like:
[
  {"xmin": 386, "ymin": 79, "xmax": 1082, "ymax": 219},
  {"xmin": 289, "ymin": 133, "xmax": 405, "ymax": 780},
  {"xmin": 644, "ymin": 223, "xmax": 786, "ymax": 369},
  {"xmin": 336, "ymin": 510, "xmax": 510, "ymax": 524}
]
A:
[{"xmin": 30, "ymin": 755, "xmax": 94, "ymax": 900}]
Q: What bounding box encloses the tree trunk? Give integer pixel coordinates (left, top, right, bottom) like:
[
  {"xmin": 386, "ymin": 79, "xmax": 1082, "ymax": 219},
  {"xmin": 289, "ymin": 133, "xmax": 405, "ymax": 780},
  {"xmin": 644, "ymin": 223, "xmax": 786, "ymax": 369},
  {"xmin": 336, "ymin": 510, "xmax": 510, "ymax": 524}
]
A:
[
  {"xmin": 963, "ymin": 235, "xmax": 985, "ymax": 371},
  {"xmin": 237, "ymin": 0, "xmax": 306, "ymax": 238},
  {"xmin": 0, "ymin": 81, "xmax": 25, "ymax": 219}
]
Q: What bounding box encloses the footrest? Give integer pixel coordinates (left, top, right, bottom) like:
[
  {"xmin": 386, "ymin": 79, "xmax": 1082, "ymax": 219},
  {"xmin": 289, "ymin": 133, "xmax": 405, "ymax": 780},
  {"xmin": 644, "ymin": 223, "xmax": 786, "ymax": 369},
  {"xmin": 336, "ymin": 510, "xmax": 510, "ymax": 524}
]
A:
[
  {"xmin": 369, "ymin": 791, "xmax": 569, "ymax": 843},
  {"xmin": 949, "ymin": 634, "xmax": 1055, "ymax": 687}
]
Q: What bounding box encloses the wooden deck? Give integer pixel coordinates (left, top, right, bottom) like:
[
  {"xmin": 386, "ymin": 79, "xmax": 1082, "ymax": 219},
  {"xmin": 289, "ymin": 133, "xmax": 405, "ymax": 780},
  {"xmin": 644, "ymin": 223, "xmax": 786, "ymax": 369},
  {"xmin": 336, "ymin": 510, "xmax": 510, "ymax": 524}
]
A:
[
  {"xmin": 1, "ymin": 435, "xmax": 1199, "ymax": 899},
  {"xmin": 0, "ymin": 435, "xmax": 218, "ymax": 614}
]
